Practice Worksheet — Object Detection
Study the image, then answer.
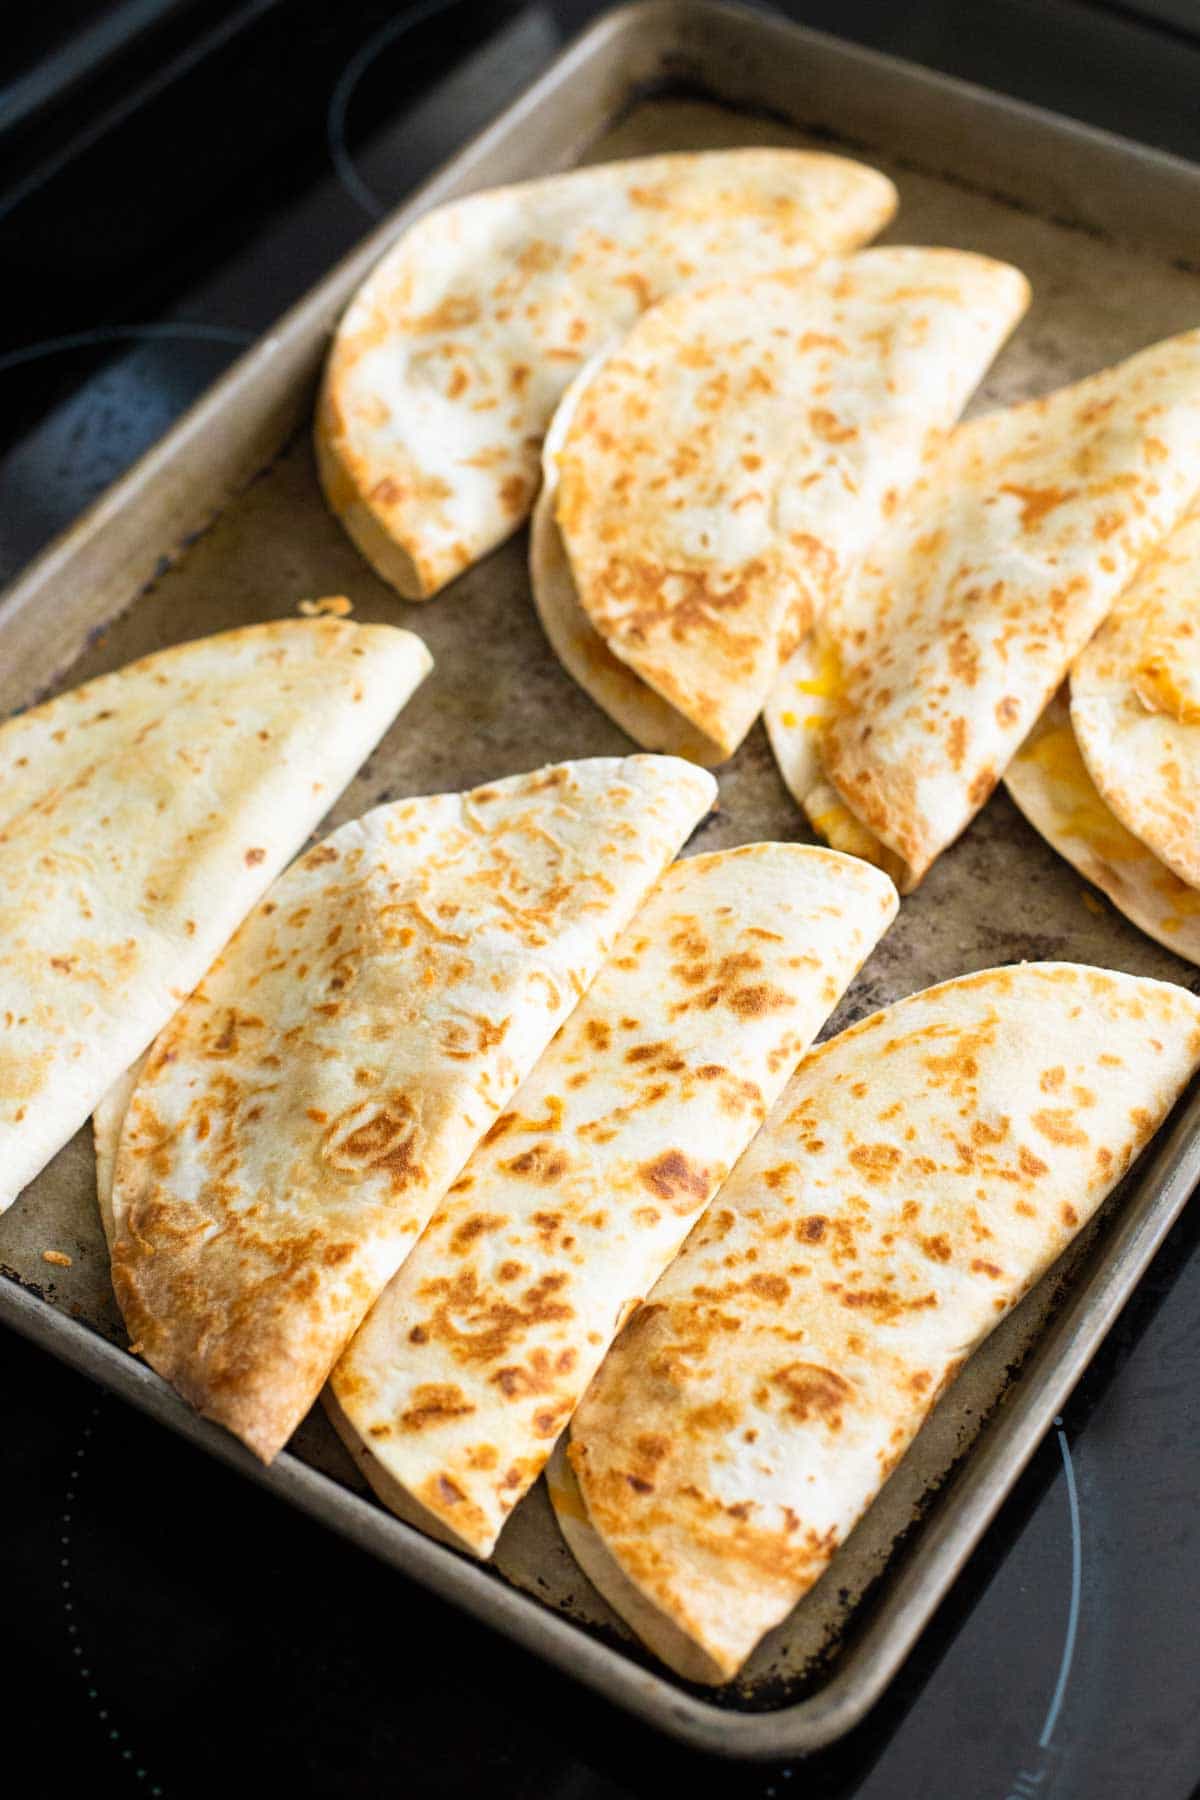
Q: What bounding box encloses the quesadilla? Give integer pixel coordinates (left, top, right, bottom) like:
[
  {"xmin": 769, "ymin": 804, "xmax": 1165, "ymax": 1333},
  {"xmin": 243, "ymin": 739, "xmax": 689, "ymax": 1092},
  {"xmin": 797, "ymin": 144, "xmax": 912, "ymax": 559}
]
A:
[
  {"xmin": 93, "ymin": 1060, "xmax": 144, "ymax": 1247},
  {"xmin": 530, "ymin": 365, "xmax": 723, "ymax": 766},
  {"xmin": 553, "ymin": 963, "xmax": 1200, "ymax": 1683},
  {"xmin": 533, "ymin": 249, "xmax": 1030, "ymax": 762},
  {"xmin": 326, "ymin": 843, "xmax": 899, "ymax": 1556},
  {"xmin": 1006, "ymin": 690, "xmax": 1200, "ymax": 963},
  {"xmin": 1071, "ymin": 501, "xmax": 1200, "ymax": 888},
  {"xmin": 316, "ymin": 150, "xmax": 897, "ymax": 600},
  {"xmin": 105, "ymin": 756, "xmax": 715, "ymax": 1462},
  {"xmin": 768, "ymin": 328, "xmax": 1200, "ymax": 890},
  {"xmin": 0, "ymin": 617, "xmax": 431, "ymax": 1214}
]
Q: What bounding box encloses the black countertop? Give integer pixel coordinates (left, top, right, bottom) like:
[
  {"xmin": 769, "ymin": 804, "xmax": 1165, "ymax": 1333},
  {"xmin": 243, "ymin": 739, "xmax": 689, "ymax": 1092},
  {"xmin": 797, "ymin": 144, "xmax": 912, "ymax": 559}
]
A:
[{"xmin": 5, "ymin": 5, "xmax": 1200, "ymax": 1796}]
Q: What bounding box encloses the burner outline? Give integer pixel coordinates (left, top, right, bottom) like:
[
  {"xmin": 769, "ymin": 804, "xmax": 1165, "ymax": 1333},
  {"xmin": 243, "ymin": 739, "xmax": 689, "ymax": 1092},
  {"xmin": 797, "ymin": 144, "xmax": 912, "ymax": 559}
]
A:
[
  {"xmin": 327, "ymin": 0, "xmax": 484, "ymax": 218},
  {"xmin": 0, "ymin": 323, "xmax": 253, "ymax": 378},
  {"xmin": 1039, "ymin": 1417, "xmax": 1083, "ymax": 1753},
  {"xmin": 60, "ymin": 1400, "xmax": 165, "ymax": 1796}
]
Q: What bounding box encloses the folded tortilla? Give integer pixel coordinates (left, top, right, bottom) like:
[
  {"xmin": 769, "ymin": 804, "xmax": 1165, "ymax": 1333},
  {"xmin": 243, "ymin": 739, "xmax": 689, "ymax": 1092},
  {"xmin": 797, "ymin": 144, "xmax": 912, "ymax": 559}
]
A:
[
  {"xmin": 326, "ymin": 843, "xmax": 898, "ymax": 1556},
  {"xmin": 93, "ymin": 1059, "xmax": 144, "ymax": 1247},
  {"xmin": 104, "ymin": 756, "xmax": 715, "ymax": 1462},
  {"xmin": 530, "ymin": 361, "xmax": 724, "ymax": 767},
  {"xmin": 768, "ymin": 328, "xmax": 1200, "ymax": 890},
  {"xmin": 1071, "ymin": 500, "xmax": 1200, "ymax": 889},
  {"xmin": 0, "ymin": 618, "xmax": 431, "ymax": 1214},
  {"xmin": 533, "ymin": 249, "xmax": 1029, "ymax": 762},
  {"xmin": 316, "ymin": 150, "xmax": 897, "ymax": 600},
  {"xmin": 1006, "ymin": 689, "xmax": 1200, "ymax": 964},
  {"xmin": 553, "ymin": 963, "xmax": 1200, "ymax": 1683}
]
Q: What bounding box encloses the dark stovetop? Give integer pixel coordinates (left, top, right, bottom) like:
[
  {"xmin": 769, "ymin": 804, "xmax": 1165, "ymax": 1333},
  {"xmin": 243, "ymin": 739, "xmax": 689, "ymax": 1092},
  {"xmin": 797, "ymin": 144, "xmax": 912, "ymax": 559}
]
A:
[{"xmin": 5, "ymin": 5, "xmax": 1200, "ymax": 1797}]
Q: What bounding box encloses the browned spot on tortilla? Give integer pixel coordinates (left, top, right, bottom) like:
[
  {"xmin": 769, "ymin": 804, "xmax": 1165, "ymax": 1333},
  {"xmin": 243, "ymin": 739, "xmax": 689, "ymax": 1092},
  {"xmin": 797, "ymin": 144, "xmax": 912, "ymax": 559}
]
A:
[
  {"xmin": 449, "ymin": 1213, "xmax": 507, "ymax": 1255},
  {"xmin": 324, "ymin": 1096, "xmax": 422, "ymax": 1191},
  {"xmin": 809, "ymin": 407, "xmax": 857, "ymax": 444},
  {"xmin": 408, "ymin": 294, "xmax": 480, "ymax": 334},
  {"xmin": 399, "ymin": 1383, "xmax": 475, "ymax": 1431},
  {"xmin": 999, "ymin": 482, "xmax": 1078, "ymax": 529},
  {"xmin": 842, "ymin": 1287, "xmax": 937, "ymax": 1323},
  {"xmin": 1031, "ymin": 1108, "xmax": 1089, "ymax": 1148},
  {"xmin": 947, "ymin": 631, "xmax": 979, "ymax": 686},
  {"xmin": 492, "ymin": 1344, "xmax": 578, "ymax": 1400},
  {"xmin": 726, "ymin": 982, "xmax": 792, "ymax": 1017},
  {"xmin": 503, "ymin": 1143, "xmax": 570, "ymax": 1184},
  {"xmin": 637, "ymin": 1150, "xmax": 710, "ymax": 1210},
  {"xmin": 848, "ymin": 1142, "xmax": 902, "ymax": 1183},
  {"xmin": 244, "ymin": 847, "xmax": 266, "ymax": 866},
  {"xmin": 947, "ymin": 716, "xmax": 968, "ymax": 771},
  {"xmin": 746, "ymin": 1272, "xmax": 790, "ymax": 1304},
  {"xmin": 416, "ymin": 1269, "xmax": 573, "ymax": 1364},
  {"xmin": 770, "ymin": 1360, "xmax": 853, "ymax": 1424},
  {"xmin": 967, "ymin": 766, "xmax": 997, "ymax": 807},
  {"xmin": 500, "ymin": 474, "xmax": 529, "ymax": 516}
]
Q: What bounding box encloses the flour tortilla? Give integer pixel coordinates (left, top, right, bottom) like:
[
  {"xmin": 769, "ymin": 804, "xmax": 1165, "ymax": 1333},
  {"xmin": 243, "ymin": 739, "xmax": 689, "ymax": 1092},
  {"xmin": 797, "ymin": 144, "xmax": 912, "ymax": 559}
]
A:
[
  {"xmin": 93, "ymin": 1059, "xmax": 144, "ymax": 1247},
  {"xmin": 326, "ymin": 844, "xmax": 898, "ymax": 1557},
  {"xmin": 106, "ymin": 756, "xmax": 715, "ymax": 1462},
  {"xmin": 531, "ymin": 363, "xmax": 725, "ymax": 766},
  {"xmin": 555, "ymin": 963, "xmax": 1200, "ymax": 1683},
  {"xmin": 1006, "ymin": 689, "xmax": 1200, "ymax": 964},
  {"xmin": 777, "ymin": 328, "xmax": 1200, "ymax": 890},
  {"xmin": 0, "ymin": 618, "xmax": 431, "ymax": 1214},
  {"xmin": 316, "ymin": 151, "xmax": 897, "ymax": 600},
  {"xmin": 765, "ymin": 631, "xmax": 908, "ymax": 888},
  {"xmin": 535, "ymin": 249, "xmax": 1029, "ymax": 761},
  {"xmin": 1071, "ymin": 499, "xmax": 1200, "ymax": 889}
]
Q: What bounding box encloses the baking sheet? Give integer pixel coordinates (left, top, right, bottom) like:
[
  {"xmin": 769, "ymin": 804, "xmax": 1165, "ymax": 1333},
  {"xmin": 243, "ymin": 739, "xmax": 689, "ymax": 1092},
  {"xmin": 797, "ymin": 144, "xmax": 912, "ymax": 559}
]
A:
[{"xmin": 3, "ymin": 0, "xmax": 1200, "ymax": 1757}]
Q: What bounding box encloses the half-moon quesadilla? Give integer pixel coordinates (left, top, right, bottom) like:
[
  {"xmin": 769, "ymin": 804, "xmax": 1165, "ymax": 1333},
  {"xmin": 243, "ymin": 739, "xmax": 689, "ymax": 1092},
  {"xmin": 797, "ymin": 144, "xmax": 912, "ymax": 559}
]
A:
[
  {"xmin": 530, "ymin": 362, "xmax": 723, "ymax": 767},
  {"xmin": 552, "ymin": 963, "xmax": 1200, "ymax": 1683},
  {"xmin": 1071, "ymin": 500, "xmax": 1200, "ymax": 888},
  {"xmin": 1005, "ymin": 690, "xmax": 1200, "ymax": 964},
  {"xmin": 326, "ymin": 843, "xmax": 898, "ymax": 1556},
  {"xmin": 0, "ymin": 617, "xmax": 431, "ymax": 1214},
  {"xmin": 104, "ymin": 757, "xmax": 715, "ymax": 1462},
  {"xmin": 316, "ymin": 151, "xmax": 897, "ymax": 600},
  {"xmin": 768, "ymin": 329, "xmax": 1200, "ymax": 890},
  {"xmin": 533, "ymin": 249, "xmax": 1029, "ymax": 762}
]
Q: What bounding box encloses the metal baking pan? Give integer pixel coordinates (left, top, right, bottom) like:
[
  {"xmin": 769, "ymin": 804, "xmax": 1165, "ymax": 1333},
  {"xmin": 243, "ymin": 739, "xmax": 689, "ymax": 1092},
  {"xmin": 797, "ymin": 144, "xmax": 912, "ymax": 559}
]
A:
[{"xmin": 4, "ymin": 0, "xmax": 1200, "ymax": 1759}]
